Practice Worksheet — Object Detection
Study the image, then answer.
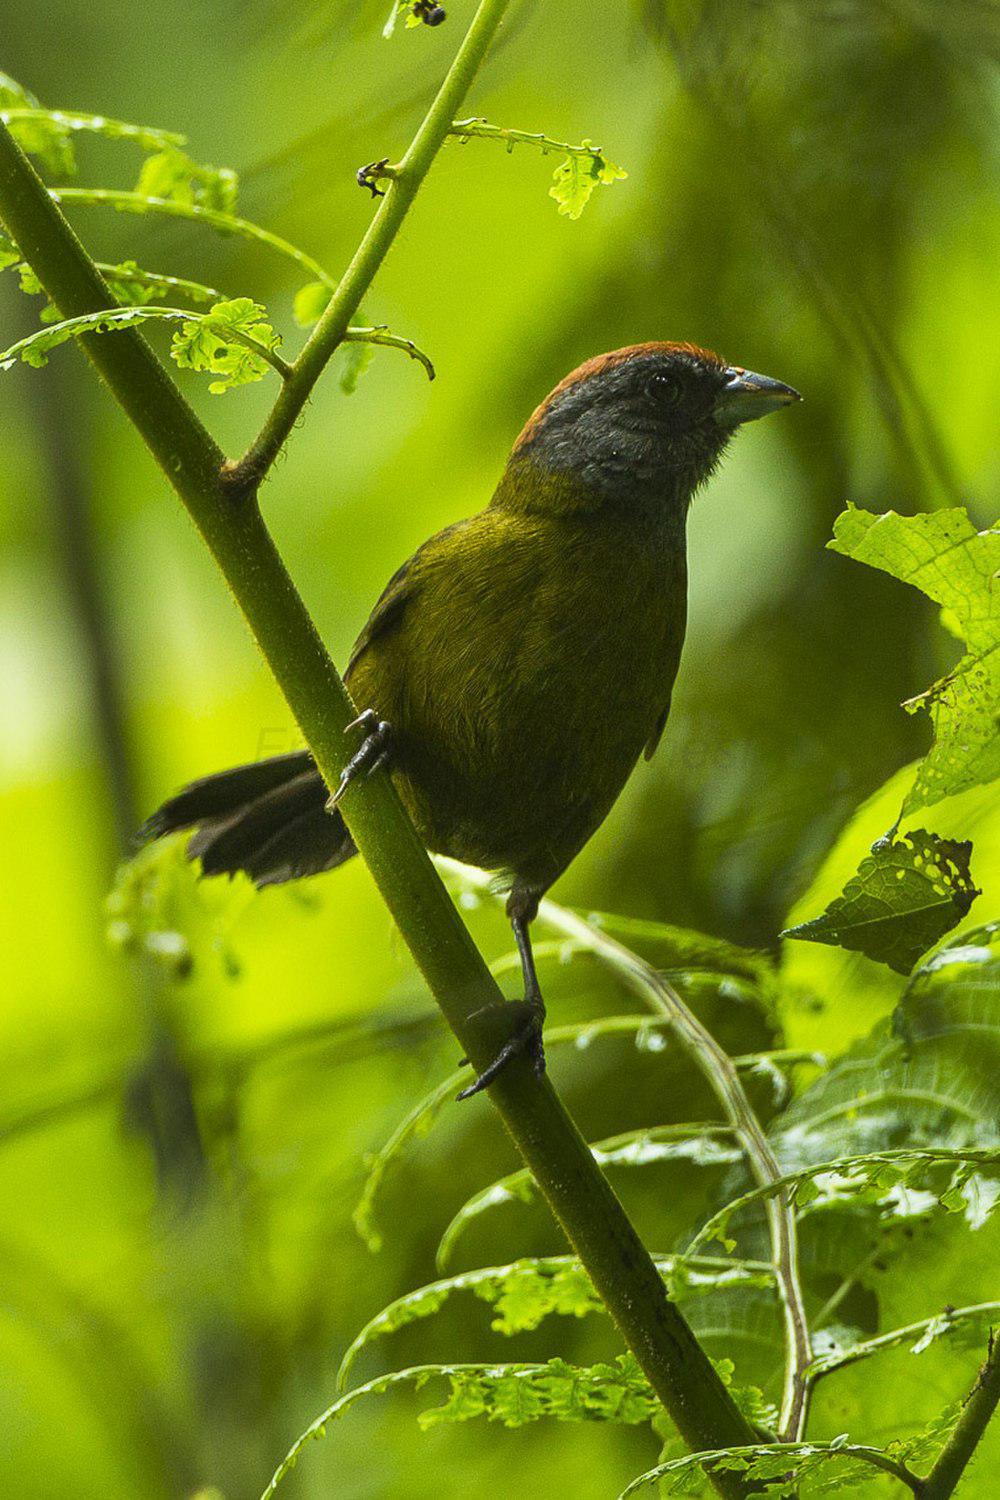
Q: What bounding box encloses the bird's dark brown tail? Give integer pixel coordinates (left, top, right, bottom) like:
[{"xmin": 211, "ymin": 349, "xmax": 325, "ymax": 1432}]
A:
[{"xmin": 139, "ymin": 750, "xmax": 358, "ymax": 887}]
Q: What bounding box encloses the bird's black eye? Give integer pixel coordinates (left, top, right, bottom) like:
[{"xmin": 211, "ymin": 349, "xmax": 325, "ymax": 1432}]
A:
[{"xmin": 646, "ymin": 371, "xmax": 681, "ymax": 406}]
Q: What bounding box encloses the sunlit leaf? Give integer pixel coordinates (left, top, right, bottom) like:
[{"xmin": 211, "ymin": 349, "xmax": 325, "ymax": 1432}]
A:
[
  {"xmin": 830, "ymin": 505, "xmax": 1000, "ymax": 814},
  {"xmin": 783, "ymin": 828, "xmax": 979, "ymax": 974},
  {"xmin": 169, "ymin": 297, "xmax": 282, "ymax": 392},
  {"xmin": 549, "ymin": 141, "xmax": 627, "ymax": 219}
]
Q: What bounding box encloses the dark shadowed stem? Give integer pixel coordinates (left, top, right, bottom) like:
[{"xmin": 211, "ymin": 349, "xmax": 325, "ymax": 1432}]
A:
[
  {"xmin": 0, "ymin": 55, "xmax": 761, "ymax": 1498},
  {"xmin": 918, "ymin": 1334, "xmax": 1000, "ymax": 1499},
  {"xmin": 443, "ymin": 870, "xmax": 814, "ymax": 1441}
]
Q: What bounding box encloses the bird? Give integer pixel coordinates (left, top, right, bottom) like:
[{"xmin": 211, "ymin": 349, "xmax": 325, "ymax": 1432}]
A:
[{"xmin": 141, "ymin": 342, "xmax": 799, "ymax": 1097}]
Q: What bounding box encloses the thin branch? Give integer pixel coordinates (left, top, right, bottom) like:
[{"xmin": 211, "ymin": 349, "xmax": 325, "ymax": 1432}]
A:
[
  {"xmin": 686, "ymin": 1147, "xmax": 1000, "ymax": 1261},
  {"xmin": 919, "ymin": 1333, "xmax": 1000, "ymax": 1499},
  {"xmin": 0, "ymin": 16, "xmax": 761, "ymax": 1487},
  {"xmin": 440, "ymin": 862, "xmax": 813, "ymax": 1443},
  {"xmin": 809, "ymin": 1304, "xmax": 1000, "ymax": 1383},
  {"xmin": 224, "ymin": 0, "xmax": 511, "ymax": 493},
  {"xmin": 449, "ymin": 115, "xmax": 608, "ymax": 158},
  {"xmin": 48, "ymin": 187, "xmax": 335, "ymax": 287},
  {"xmin": 342, "ymin": 324, "xmax": 435, "ymax": 380}
]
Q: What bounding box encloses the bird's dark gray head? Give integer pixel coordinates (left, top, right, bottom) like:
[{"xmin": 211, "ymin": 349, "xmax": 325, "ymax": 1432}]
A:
[{"xmin": 507, "ymin": 343, "xmax": 800, "ymax": 514}]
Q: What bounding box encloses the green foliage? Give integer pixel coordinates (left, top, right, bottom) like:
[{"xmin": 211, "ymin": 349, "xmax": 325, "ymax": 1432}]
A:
[
  {"xmin": 548, "ymin": 140, "xmax": 627, "ymax": 218},
  {"xmin": 449, "ymin": 119, "xmax": 627, "ymax": 218},
  {"xmin": 0, "ymin": 105, "xmax": 185, "ymax": 171},
  {"xmin": 382, "ymin": 1, "xmax": 444, "ymax": 37},
  {"xmin": 353, "ymin": 1013, "xmax": 783, "ymax": 1253},
  {"xmin": 619, "ymin": 1435, "xmax": 926, "ymax": 1497},
  {"xmin": 169, "ymin": 297, "xmax": 283, "ymax": 392},
  {"xmin": 0, "ymin": 75, "xmax": 75, "ymax": 174},
  {"xmin": 436, "ymin": 1123, "xmax": 743, "ymax": 1269},
  {"xmin": 262, "ymin": 1358, "xmax": 661, "ymax": 1497},
  {"xmin": 106, "ymin": 838, "xmax": 248, "ymax": 982},
  {"xmin": 339, "ymin": 336, "xmax": 376, "ymax": 393},
  {"xmin": 339, "ymin": 1253, "xmax": 775, "ymax": 1390},
  {"xmin": 0, "ymin": 298, "xmax": 286, "ymax": 392},
  {"xmin": 783, "ymin": 828, "xmax": 979, "ymax": 974},
  {"xmin": 829, "ymin": 505, "xmax": 1000, "ymax": 816}
]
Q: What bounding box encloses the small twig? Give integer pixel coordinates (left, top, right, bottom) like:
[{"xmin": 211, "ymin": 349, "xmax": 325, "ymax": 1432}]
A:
[
  {"xmin": 449, "ymin": 115, "xmax": 606, "ymax": 160},
  {"xmin": 356, "ymin": 158, "xmax": 398, "ymax": 198},
  {"xmin": 48, "ymin": 187, "xmax": 335, "ymax": 287},
  {"xmin": 808, "ymin": 1303, "xmax": 1000, "ymax": 1383},
  {"xmin": 343, "ymin": 324, "xmax": 435, "ymax": 380},
  {"xmin": 918, "ymin": 1332, "xmax": 1000, "ymax": 1499}
]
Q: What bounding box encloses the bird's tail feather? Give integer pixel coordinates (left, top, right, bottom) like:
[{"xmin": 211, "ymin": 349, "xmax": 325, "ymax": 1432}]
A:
[{"xmin": 139, "ymin": 750, "xmax": 358, "ymax": 887}]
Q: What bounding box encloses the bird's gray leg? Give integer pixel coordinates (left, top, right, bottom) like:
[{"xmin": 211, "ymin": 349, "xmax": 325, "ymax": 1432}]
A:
[
  {"xmin": 457, "ymin": 885, "xmax": 546, "ymax": 1100},
  {"xmin": 328, "ymin": 709, "xmax": 393, "ymax": 807}
]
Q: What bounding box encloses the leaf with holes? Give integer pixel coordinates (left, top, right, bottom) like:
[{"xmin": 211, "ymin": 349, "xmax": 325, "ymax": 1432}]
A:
[{"xmin": 782, "ymin": 829, "xmax": 978, "ymax": 974}]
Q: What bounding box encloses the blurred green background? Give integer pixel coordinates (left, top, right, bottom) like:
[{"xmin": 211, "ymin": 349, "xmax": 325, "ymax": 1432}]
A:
[{"xmin": 1, "ymin": 2, "xmax": 998, "ymax": 1496}]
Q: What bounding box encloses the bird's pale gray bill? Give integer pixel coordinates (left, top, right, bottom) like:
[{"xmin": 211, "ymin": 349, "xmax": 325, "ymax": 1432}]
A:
[{"xmin": 714, "ymin": 367, "xmax": 801, "ymax": 426}]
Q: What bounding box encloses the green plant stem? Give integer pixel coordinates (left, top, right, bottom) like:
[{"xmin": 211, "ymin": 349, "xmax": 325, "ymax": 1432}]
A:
[
  {"xmin": 444, "ymin": 870, "xmax": 814, "ymax": 1443},
  {"xmin": 0, "ymin": 108, "xmax": 759, "ymax": 1500},
  {"xmin": 918, "ymin": 1334, "xmax": 1000, "ymax": 1499},
  {"xmin": 808, "ymin": 1304, "xmax": 1000, "ymax": 1383},
  {"xmin": 49, "ymin": 188, "xmax": 334, "ymax": 287},
  {"xmin": 225, "ymin": 0, "xmax": 511, "ymax": 492},
  {"xmin": 449, "ymin": 115, "xmax": 607, "ymax": 157}
]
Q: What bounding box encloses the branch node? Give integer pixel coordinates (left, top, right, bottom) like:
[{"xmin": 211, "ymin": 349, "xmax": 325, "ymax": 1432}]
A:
[
  {"xmin": 356, "ymin": 158, "xmax": 398, "ymax": 198},
  {"xmin": 218, "ymin": 457, "xmax": 261, "ymax": 505}
]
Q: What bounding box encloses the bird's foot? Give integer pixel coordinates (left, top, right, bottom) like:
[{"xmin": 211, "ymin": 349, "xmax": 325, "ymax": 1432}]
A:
[
  {"xmin": 456, "ymin": 998, "xmax": 546, "ymax": 1101},
  {"xmin": 328, "ymin": 710, "xmax": 393, "ymax": 808}
]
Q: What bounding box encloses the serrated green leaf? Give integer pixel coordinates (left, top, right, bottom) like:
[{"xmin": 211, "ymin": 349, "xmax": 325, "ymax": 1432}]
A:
[
  {"xmin": 783, "ymin": 828, "xmax": 979, "ymax": 974},
  {"xmin": 620, "ymin": 1439, "xmax": 911, "ymax": 1497},
  {"xmin": 0, "ymin": 245, "xmax": 219, "ymax": 323},
  {"xmin": 436, "ymin": 1123, "xmax": 741, "ymax": 1269},
  {"xmin": 169, "ymin": 296, "xmax": 280, "ymax": 393},
  {"xmin": 337, "ymin": 1251, "xmax": 774, "ymax": 1391},
  {"xmin": 829, "ymin": 505, "xmax": 1000, "ymax": 813},
  {"xmin": 549, "ymin": 142, "xmax": 627, "ymax": 219},
  {"xmin": 0, "ymin": 300, "xmax": 284, "ymax": 392}
]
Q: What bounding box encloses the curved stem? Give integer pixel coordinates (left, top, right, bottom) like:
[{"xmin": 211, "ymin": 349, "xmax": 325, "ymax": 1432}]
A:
[
  {"xmin": 226, "ymin": 0, "xmax": 511, "ymax": 491},
  {"xmin": 809, "ymin": 1303, "xmax": 1000, "ymax": 1384},
  {"xmin": 49, "ymin": 187, "xmax": 334, "ymax": 287},
  {"xmin": 449, "ymin": 116, "xmax": 608, "ymax": 158}
]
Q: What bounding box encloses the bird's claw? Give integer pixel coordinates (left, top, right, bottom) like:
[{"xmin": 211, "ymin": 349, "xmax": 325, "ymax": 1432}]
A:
[
  {"xmin": 327, "ymin": 710, "xmax": 393, "ymax": 808},
  {"xmin": 457, "ymin": 999, "xmax": 546, "ymax": 1100}
]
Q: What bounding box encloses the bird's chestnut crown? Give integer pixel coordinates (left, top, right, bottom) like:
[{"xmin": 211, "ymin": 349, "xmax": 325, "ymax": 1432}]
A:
[{"xmin": 506, "ymin": 343, "xmax": 799, "ymax": 514}]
